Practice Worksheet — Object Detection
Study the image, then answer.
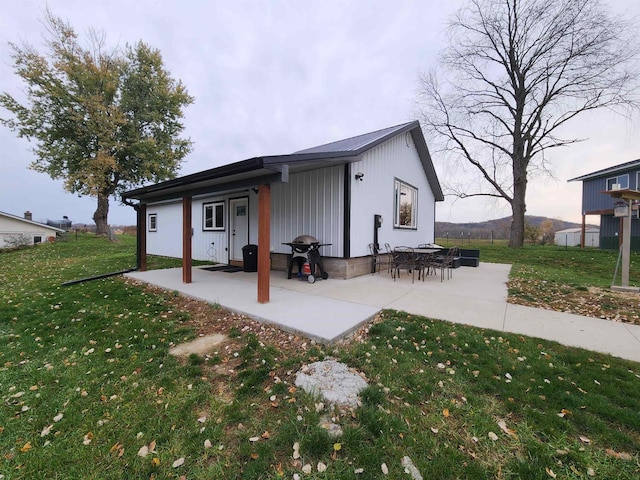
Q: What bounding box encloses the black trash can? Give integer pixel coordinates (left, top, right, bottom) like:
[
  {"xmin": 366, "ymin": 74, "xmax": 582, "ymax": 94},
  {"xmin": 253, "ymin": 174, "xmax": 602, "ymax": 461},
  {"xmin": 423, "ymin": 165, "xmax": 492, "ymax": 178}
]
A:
[{"xmin": 242, "ymin": 244, "xmax": 258, "ymax": 272}]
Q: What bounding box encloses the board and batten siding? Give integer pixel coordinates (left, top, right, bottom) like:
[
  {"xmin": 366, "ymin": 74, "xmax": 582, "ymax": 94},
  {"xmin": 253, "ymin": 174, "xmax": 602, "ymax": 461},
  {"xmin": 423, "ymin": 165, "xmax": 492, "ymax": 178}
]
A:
[
  {"xmin": 270, "ymin": 165, "xmax": 344, "ymax": 258},
  {"xmin": 146, "ymin": 196, "xmax": 232, "ymax": 262},
  {"xmin": 349, "ymin": 132, "xmax": 436, "ymax": 257}
]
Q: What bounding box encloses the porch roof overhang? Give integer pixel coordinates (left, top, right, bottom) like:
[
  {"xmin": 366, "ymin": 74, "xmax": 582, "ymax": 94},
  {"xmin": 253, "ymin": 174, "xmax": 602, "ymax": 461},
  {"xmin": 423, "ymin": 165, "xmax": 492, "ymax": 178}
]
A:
[{"xmin": 122, "ymin": 152, "xmax": 360, "ymax": 203}]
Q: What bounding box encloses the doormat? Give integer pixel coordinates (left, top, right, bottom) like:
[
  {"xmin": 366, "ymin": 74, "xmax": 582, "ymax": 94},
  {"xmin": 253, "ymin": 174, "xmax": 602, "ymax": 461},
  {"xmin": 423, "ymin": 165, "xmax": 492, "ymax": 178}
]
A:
[{"xmin": 202, "ymin": 265, "xmax": 244, "ymax": 273}]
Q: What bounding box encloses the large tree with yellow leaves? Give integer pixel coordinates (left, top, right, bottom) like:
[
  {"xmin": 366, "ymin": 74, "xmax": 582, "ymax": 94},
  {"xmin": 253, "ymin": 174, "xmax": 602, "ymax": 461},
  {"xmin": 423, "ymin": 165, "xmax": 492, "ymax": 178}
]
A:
[{"xmin": 0, "ymin": 11, "xmax": 193, "ymax": 235}]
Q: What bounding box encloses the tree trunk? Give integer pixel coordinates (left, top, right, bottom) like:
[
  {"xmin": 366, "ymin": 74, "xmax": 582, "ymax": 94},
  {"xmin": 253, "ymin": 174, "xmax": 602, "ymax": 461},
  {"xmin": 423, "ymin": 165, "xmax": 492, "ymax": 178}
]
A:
[
  {"xmin": 509, "ymin": 160, "xmax": 527, "ymax": 248},
  {"xmin": 93, "ymin": 192, "xmax": 110, "ymax": 236}
]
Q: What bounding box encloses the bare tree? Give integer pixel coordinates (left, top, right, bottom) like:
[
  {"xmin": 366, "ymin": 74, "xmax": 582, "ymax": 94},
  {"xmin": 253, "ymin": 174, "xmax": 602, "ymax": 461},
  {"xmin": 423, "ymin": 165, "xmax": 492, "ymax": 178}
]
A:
[{"xmin": 418, "ymin": 0, "xmax": 639, "ymax": 247}]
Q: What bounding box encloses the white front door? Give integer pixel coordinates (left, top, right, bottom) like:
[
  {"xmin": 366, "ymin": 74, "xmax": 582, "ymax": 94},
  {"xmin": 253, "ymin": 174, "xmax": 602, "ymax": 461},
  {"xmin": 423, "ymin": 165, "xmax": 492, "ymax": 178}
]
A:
[{"xmin": 229, "ymin": 198, "xmax": 249, "ymax": 262}]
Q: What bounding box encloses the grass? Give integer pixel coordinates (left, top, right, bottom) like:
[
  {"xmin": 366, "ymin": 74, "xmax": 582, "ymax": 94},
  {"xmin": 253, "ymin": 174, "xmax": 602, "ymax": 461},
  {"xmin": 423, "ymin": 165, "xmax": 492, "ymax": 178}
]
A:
[
  {"xmin": 437, "ymin": 239, "xmax": 640, "ymax": 323},
  {"xmin": 1, "ymin": 234, "xmax": 639, "ymax": 479}
]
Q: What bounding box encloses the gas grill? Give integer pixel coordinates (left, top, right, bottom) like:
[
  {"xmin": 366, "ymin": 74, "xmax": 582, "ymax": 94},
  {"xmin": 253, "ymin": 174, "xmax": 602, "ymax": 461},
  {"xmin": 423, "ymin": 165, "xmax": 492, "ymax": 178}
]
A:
[{"xmin": 283, "ymin": 235, "xmax": 330, "ymax": 283}]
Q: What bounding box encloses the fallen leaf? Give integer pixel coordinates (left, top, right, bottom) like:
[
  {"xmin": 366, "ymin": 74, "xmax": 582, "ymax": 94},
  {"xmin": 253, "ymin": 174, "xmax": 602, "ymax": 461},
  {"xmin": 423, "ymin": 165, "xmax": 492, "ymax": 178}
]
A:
[
  {"xmin": 579, "ymin": 436, "xmax": 591, "ymax": 444},
  {"xmin": 197, "ymin": 416, "xmax": 207, "ymax": 423},
  {"xmin": 20, "ymin": 441, "xmax": 32, "ymax": 452},
  {"xmin": 498, "ymin": 419, "xmax": 517, "ymax": 437},
  {"xmin": 138, "ymin": 445, "xmax": 149, "ymax": 457},
  {"xmin": 41, "ymin": 424, "xmax": 53, "ymax": 437},
  {"xmin": 172, "ymin": 457, "xmax": 185, "ymax": 468},
  {"xmin": 149, "ymin": 440, "xmax": 156, "ymax": 452},
  {"xmin": 249, "ymin": 436, "xmax": 260, "ymax": 442},
  {"xmin": 250, "ymin": 452, "xmax": 259, "ymax": 460},
  {"xmin": 333, "ymin": 443, "xmax": 342, "ymax": 451},
  {"xmin": 261, "ymin": 431, "xmax": 270, "ymax": 439},
  {"xmin": 204, "ymin": 439, "xmax": 212, "ymax": 449},
  {"xmin": 430, "ymin": 427, "xmax": 439, "ymax": 434},
  {"xmin": 354, "ymin": 468, "xmax": 364, "ymax": 474},
  {"xmin": 152, "ymin": 457, "xmax": 160, "ymax": 466},
  {"xmin": 302, "ymin": 464, "xmax": 312, "ymax": 474},
  {"xmin": 83, "ymin": 432, "xmax": 93, "ymax": 445},
  {"xmin": 110, "ymin": 442, "xmax": 123, "ymax": 453},
  {"xmin": 546, "ymin": 467, "xmax": 557, "ymax": 478},
  {"xmin": 488, "ymin": 432, "xmax": 498, "ymax": 441},
  {"xmin": 587, "ymin": 467, "xmax": 595, "ymax": 476},
  {"xmin": 381, "ymin": 463, "xmax": 389, "ymax": 474},
  {"xmin": 442, "ymin": 408, "xmax": 450, "ymax": 418},
  {"xmin": 53, "ymin": 413, "xmax": 63, "ymax": 422},
  {"xmin": 317, "ymin": 462, "xmax": 327, "ymax": 472}
]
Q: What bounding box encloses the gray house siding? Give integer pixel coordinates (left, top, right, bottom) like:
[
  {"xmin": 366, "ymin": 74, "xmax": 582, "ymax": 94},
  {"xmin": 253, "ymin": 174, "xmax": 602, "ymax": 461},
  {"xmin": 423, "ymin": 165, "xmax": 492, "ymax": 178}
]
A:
[
  {"xmin": 570, "ymin": 160, "xmax": 640, "ymax": 252},
  {"xmin": 600, "ymin": 215, "xmax": 640, "ymax": 250}
]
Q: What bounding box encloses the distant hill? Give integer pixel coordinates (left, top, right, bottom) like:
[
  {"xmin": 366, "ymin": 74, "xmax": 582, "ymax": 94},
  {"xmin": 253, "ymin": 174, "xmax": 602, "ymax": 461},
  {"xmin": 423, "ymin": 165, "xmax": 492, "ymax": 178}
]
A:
[{"xmin": 435, "ymin": 216, "xmax": 595, "ymax": 240}]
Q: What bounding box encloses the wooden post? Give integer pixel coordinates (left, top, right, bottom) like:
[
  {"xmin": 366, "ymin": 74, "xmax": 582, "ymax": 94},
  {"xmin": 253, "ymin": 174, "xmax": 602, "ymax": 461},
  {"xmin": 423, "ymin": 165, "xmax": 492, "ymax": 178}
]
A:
[
  {"xmin": 257, "ymin": 184, "xmax": 271, "ymax": 303},
  {"xmin": 580, "ymin": 214, "xmax": 586, "ymax": 249},
  {"xmin": 621, "ymin": 200, "xmax": 631, "ymax": 287},
  {"xmin": 182, "ymin": 196, "xmax": 192, "ymax": 284},
  {"xmin": 139, "ymin": 204, "xmax": 147, "ymax": 271}
]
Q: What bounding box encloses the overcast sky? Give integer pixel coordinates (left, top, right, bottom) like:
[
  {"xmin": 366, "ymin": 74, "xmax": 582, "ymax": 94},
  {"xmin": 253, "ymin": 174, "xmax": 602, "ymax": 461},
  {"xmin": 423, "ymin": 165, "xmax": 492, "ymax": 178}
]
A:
[{"xmin": 1, "ymin": 0, "xmax": 639, "ymax": 226}]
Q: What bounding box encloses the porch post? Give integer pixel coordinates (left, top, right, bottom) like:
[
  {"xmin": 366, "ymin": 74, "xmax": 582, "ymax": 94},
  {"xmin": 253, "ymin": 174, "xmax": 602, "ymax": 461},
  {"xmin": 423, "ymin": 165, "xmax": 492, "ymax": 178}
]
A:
[
  {"xmin": 580, "ymin": 214, "xmax": 586, "ymax": 249},
  {"xmin": 182, "ymin": 196, "xmax": 192, "ymax": 284},
  {"xmin": 138, "ymin": 204, "xmax": 147, "ymax": 271},
  {"xmin": 258, "ymin": 184, "xmax": 271, "ymax": 303}
]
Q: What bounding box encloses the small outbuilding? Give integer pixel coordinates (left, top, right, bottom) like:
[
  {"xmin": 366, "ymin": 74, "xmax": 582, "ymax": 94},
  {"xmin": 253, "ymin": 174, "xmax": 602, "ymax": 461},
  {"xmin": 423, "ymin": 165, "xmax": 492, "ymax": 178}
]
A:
[
  {"xmin": 554, "ymin": 227, "xmax": 600, "ymax": 247},
  {"xmin": 0, "ymin": 210, "xmax": 64, "ymax": 248},
  {"xmin": 123, "ymin": 121, "xmax": 444, "ymax": 303}
]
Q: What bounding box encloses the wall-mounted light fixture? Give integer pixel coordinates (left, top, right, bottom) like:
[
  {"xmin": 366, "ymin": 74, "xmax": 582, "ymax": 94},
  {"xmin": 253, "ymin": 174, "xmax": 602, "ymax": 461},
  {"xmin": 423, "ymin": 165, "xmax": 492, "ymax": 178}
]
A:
[{"xmin": 355, "ymin": 172, "xmax": 364, "ymax": 182}]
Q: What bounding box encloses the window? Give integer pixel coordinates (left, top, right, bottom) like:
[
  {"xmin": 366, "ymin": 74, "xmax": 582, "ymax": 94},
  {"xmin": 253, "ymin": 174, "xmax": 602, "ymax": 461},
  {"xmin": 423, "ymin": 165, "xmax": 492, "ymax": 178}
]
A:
[
  {"xmin": 203, "ymin": 202, "xmax": 225, "ymax": 230},
  {"xmin": 148, "ymin": 213, "xmax": 157, "ymax": 232},
  {"xmin": 394, "ymin": 179, "xmax": 418, "ymax": 229},
  {"xmin": 33, "ymin": 235, "xmax": 42, "ymax": 244},
  {"xmin": 606, "ymin": 174, "xmax": 629, "ymax": 190}
]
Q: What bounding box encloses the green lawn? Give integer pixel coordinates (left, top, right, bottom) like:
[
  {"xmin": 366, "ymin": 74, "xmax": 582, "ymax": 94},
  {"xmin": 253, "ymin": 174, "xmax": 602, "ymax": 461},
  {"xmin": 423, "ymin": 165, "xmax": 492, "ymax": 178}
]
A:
[{"xmin": 1, "ymin": 235, "xmax": 639, "ymax": 479}]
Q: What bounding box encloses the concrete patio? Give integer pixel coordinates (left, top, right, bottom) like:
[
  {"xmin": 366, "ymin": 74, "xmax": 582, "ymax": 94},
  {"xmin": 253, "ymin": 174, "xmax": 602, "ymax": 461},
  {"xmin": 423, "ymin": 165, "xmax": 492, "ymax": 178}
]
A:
[{"xmin": 125, "ymin": 263, "xmax": 640, "ymax": 363}]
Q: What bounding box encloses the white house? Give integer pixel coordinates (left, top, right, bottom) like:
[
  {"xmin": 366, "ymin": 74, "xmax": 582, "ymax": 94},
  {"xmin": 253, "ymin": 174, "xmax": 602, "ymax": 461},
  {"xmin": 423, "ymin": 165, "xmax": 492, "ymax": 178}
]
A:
[
  {"xmin": 0, "ymin": 210, "xmax": 65, "ymax": 248},
  {"xmin": 554, "ymin": 227, "xmax": 600, "ymax": 247},
  {"xmin": 123, "ymin": 121, "xmax": 444, "ymax": 302}
]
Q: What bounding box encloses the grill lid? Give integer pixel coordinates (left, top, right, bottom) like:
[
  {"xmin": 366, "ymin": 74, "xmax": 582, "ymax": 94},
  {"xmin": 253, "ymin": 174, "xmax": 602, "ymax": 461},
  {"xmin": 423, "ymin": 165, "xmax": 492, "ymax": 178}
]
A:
[{"xmin": 291, "ymin": 235, "xmax": 319, "ymax": 245}]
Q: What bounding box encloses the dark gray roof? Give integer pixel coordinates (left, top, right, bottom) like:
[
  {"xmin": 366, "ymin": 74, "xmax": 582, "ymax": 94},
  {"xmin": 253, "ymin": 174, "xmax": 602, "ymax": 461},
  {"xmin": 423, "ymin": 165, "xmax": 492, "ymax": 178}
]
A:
[
  {"xmin": 568, "ymin": 159, "xmax": 640, "ymax": 182},
  {"xmin": 295, "ymin": 122, "xmax": 415, "ymax": 154},
  {"xmin": 123, "ymin": 121, "xmax": 443, "ymax": 202}
]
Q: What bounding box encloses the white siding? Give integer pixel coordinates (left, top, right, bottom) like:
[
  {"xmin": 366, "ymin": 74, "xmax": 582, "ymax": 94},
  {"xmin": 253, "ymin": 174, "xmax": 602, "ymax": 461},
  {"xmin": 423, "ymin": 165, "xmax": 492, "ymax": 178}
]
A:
[
  {"xmin": 146, "ymin": 201, "xmax": 183, "ymax": 258},
  {"xmin": 349, "ymin": 133, "xmax": 436, "ymax": 257},
  {"xmin": 147, "ymin": 196, "xmax": 236, "ymax": 262},
  {"xmin": 271, "ymin": 166, "xmax": 344, "ymax": 257},
  {"xmin": 0, "ymin": 214, "xmax": 62, "ymax": 248}
]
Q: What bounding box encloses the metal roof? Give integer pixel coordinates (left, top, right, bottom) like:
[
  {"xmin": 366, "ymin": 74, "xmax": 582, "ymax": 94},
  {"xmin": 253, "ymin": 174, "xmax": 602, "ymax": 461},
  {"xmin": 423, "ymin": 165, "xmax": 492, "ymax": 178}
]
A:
[
  {"xmin": 295, "ymin": 122, "xmax": 415, "ymax": 154},
  {"xmin": 568, "ymin": 159, "xmax": 640, "ymax": 182},
  {"xmin": 123, "ymin": 121, "xmax": 443, "ymax": 203}
]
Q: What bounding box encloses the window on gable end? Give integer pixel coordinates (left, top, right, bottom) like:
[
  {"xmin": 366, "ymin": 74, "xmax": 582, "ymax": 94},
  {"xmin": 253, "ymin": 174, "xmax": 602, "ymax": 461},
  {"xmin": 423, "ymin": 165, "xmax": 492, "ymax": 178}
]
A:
[{"xmin": 394, "ymin": 179, "xmax": 418, "ymax": 229}]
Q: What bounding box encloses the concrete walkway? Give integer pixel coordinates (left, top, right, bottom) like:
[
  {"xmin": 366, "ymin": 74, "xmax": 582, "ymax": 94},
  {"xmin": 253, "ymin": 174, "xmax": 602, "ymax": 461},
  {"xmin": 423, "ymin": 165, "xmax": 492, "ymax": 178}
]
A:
[{"xmin": 125, "ymin": 263, "xmax": 640, "ymax": 363}]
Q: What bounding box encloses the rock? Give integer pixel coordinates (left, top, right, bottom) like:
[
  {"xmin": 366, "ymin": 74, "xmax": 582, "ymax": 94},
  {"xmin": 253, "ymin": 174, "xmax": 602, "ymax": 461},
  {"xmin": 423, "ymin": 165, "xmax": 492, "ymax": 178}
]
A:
[{"xmin": 295, "ymin": 359, "xmax": 368, "ymax": 409}]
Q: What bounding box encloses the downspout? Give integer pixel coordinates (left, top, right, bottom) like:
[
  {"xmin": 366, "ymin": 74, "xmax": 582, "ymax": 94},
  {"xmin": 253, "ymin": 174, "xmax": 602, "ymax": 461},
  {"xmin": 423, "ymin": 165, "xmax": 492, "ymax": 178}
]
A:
[{"xmin": 343, "ymin": 163, "xmax": 351, "ymax": 258}]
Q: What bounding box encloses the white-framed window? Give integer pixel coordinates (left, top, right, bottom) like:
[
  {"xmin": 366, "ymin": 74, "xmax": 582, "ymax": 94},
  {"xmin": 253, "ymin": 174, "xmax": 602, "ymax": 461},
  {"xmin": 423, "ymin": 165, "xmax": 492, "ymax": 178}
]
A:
[
  {"xmin": 606, "ymin": 174, "xmax": 629, "ymax": 190},
  {"xmin": 394, "ymin": 178, "xmax": 418, "ymax": 229},
  {"xmin": 203, "ymin": 201, "xmax": 225, "ymax": 231},
  {"xmin": 148, "ymin": 213, "xmax": 157, "ymax": 232},
  {"xmin": 33, "ymin": 235, "xmax": 42, "ymax": 244}
]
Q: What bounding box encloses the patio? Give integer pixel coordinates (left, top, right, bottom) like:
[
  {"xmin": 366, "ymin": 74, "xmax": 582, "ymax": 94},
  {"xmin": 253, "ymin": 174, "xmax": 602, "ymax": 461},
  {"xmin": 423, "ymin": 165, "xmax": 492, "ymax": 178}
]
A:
[{"xmin": 125, "ymin": 263, "xmax": 510, "ymax": 343}]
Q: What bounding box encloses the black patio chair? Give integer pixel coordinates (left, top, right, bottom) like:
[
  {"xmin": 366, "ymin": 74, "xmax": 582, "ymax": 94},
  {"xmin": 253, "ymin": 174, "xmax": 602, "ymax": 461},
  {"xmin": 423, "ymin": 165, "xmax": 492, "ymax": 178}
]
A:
[
  {"xmin": 369, "ymin": 243, "xmax": 392, "ymax": 275},
  {"xmin": 392, "ymin": 246, "xmax": 421, "ymax": 283},
  {"xmin": 432, "ymin": 247, "xmax": 459, "ymax": 282}
]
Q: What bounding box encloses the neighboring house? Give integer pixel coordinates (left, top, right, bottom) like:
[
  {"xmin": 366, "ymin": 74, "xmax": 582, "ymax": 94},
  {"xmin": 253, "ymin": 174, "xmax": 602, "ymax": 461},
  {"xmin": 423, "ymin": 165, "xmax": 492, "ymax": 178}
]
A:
[
  {"xmin": 123, "ymin": 121, "xmax": 444, "ymax": 300},
  {"xmin": 554, "ymin": 227, "xmax": 599, "ymax": 248},
  {"xmin": 0, "ymin": 210, "xmax": 65, "ymax": 248},
  {"xmin": 569, "ymin": 159, "xmax": 640, "ymax": 250}
]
